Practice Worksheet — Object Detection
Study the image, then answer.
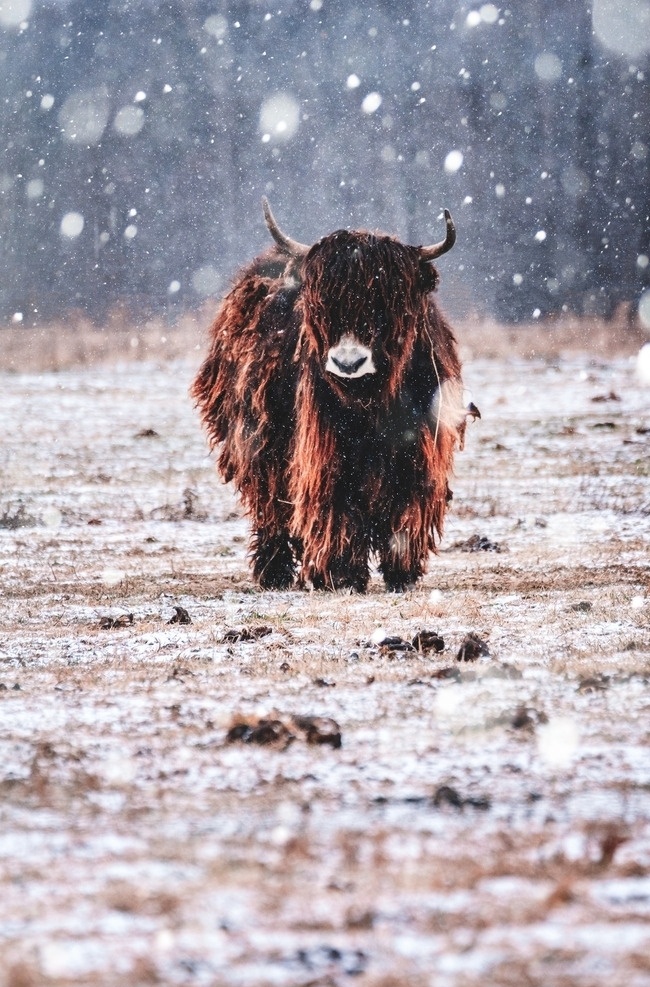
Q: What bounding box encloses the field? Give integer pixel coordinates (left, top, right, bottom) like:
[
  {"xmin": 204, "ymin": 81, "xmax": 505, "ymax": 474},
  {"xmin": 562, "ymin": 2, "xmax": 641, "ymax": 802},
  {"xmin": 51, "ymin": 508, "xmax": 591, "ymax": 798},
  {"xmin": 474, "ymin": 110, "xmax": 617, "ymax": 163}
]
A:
[{"xmin": 1, "ymin": 320, "xmax": 649, "ymax": 987}]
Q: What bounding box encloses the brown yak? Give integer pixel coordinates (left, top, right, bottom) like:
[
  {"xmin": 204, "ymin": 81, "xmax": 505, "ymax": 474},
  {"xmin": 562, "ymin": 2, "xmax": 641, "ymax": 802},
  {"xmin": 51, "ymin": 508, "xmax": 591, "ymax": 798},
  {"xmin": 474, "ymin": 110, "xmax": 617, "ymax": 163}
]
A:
[{"xmin": 192, "ymin": 199, "xmax": 478, "ymax": 592}]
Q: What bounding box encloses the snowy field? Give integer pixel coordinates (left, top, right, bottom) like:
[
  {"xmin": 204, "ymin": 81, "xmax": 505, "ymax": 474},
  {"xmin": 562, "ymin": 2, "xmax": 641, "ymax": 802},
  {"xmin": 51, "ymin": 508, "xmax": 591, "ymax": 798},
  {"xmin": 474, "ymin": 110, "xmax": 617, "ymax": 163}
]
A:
[{"xmin": 1, "ymin": 349, "xmax": 649, "ymax": 987}]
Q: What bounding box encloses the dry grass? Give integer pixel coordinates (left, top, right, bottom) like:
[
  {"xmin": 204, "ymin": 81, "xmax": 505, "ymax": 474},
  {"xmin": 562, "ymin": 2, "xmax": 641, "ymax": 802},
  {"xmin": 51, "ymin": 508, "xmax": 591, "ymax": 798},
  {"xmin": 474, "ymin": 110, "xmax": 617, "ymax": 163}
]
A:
[
  {"xmin": 0, "ymin": 309, "xmax": 209, "ymax": 373},
  {"xmin": 1, "ymin": 309, "xmax": 646, "ymax": 373},
  {"xmin": 458, "ymin": 313, "xmax": 646, "ymax": 361}
]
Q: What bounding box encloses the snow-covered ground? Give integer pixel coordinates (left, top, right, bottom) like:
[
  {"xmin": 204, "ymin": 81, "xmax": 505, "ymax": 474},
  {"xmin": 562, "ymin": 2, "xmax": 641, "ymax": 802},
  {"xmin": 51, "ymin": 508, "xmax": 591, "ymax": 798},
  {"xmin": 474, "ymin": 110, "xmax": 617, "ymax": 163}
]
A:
[{"xmin": 0, "ymin": 352, "xmax": 648, "ymax": 986}]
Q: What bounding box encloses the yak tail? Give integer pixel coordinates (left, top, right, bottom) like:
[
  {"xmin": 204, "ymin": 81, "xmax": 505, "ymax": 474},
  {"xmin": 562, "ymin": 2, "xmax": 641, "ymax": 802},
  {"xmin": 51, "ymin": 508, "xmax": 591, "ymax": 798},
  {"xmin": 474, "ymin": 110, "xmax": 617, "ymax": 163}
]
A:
[{"xmin": 429, "ymin": 377, "xmax": 468, "ymax": 448}]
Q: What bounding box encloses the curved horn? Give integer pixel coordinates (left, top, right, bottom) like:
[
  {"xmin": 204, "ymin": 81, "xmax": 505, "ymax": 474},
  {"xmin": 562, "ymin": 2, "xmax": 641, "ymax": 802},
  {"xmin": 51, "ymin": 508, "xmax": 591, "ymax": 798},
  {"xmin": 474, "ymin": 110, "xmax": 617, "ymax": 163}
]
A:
[
  {"xmin": 262, "ymin": 197, "xmax": 310, "ymax": 258},
  {"xmin": 419, "ymin": 209, "xmax": 456, "ymax": 260}
]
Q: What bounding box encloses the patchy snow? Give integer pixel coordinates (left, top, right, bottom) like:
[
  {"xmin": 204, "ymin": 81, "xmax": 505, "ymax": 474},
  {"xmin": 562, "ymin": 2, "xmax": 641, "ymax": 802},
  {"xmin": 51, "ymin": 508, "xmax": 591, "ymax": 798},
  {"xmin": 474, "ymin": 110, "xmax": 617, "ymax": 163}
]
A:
[{"xmin": 0, "ymin": 353, "xmax": 648, "ymax": 985}]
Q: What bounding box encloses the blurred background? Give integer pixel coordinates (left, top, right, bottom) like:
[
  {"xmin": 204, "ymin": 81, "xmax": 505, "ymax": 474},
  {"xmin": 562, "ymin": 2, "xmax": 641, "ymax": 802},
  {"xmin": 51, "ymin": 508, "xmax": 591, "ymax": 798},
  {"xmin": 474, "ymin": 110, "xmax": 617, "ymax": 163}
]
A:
[{"xmin": 1, "ymin": 0, "xmax": 649, "ymax": 331}]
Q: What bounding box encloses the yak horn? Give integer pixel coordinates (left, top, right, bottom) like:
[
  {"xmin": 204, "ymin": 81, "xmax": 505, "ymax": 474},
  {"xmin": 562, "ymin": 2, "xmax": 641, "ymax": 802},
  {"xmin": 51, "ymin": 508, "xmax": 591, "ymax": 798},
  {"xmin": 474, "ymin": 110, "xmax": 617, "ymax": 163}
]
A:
[
  {"xmin": 262, "ymin": 197, "xmax": 310, "ymax": 258},
  {"xmin": 420, "ymin": 209, "xmax": 456, "ymax": 260}
]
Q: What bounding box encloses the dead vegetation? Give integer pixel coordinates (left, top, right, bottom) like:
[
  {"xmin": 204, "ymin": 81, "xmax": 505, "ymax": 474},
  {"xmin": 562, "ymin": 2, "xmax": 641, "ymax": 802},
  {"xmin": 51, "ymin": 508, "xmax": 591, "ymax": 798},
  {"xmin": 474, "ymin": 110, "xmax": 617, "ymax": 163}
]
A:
[
  {"xmin": 0, "ymin": 309, "xmax": 646, "ymax": 373},
  {"xmin": 0, "ymin": 309, "xmax": 209, "ymax": 373},
  {"xmin": 0, "ymin": 339, "xmax": 649, "ymax": 986}
]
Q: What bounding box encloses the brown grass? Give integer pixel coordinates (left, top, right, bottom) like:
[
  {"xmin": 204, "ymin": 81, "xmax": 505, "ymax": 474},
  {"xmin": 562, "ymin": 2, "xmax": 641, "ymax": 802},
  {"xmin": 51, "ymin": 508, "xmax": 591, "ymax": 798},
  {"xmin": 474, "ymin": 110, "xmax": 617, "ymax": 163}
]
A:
[
  {"xmin": 1, "ymin": 308, "xmax": 646, "ymax": 373},
  {"xmin": 0, "ymin": 309, "xmax": 210, "ymax": 373},
  {"xmin": 458, "ymin": 313, "xmax": 646, "ymax": 362}
]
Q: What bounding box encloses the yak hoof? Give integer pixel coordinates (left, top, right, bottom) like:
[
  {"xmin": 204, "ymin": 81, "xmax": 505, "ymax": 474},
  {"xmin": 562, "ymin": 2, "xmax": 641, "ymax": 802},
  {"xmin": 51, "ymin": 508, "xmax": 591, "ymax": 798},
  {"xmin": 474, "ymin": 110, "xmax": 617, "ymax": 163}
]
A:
[
  {"xmin": 253, "ymin": 534, "xmax": 296, "ymax": 590},
  {"xmin": 384, "ymin": 577, "xmax": 418, "ymax": 593},
  {"xmin": 311, "ymin": 571, "xmax": 369, "ymax": 593},
  {"xmin": 258, "ymin": 570, "xmax": 295, "ymax": 590}
]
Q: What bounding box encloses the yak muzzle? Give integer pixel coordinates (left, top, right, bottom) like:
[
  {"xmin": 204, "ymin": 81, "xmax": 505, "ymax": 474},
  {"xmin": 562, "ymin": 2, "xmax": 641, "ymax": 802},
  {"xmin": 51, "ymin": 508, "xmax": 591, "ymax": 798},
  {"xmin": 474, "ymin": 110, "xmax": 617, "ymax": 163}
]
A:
[{"xmin": 325, "ymin": 335, "xmax": 376, "ymax": 379}]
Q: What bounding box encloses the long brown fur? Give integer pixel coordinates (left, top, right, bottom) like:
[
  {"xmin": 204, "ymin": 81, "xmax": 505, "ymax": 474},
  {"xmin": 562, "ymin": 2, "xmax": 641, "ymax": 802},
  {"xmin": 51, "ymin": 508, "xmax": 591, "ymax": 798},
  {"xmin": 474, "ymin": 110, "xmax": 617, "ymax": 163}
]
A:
[{"xmin": 192, "ymin": 225, "xmax": 474, "ymax": 592}]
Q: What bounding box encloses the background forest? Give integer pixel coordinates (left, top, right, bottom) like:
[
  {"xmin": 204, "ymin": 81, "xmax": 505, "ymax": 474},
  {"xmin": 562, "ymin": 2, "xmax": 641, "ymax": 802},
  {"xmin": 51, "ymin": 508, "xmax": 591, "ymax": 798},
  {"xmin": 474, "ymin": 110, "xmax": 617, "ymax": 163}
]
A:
[{"xmin": 1, "ymin": 0, "xmax": 649, "ymax": 327}]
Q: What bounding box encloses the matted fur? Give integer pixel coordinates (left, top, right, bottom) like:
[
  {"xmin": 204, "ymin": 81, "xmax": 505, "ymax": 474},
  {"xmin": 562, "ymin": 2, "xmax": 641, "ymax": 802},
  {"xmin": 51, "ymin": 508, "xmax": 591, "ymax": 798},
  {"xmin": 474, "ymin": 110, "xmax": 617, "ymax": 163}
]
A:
[{"xmin": 192, "ymin": 224, "xmax": 473, "ymax": 592}]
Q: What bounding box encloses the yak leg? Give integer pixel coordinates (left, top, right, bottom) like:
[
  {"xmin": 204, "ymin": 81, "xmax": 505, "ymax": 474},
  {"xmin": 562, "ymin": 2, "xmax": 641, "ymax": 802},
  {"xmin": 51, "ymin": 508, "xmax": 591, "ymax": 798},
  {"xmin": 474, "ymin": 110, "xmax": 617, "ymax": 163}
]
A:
[
  {"xmin": 377, "ymin": 509, "xmax": 432, "ymax": 592},
  {"xmin": 378, "ymin": 429, "xmax": 455, "ymax": 591},
  {"xmin": 311, "ymin": 553, "xmax": 370, "ymax": 593},
  {"xmin": 251, "ymin": 527, "xmax": 296, "ymax": 589},
  {"xmin": 379, "ymin": 560, "xmax": 426, "ymax": 593},
  {"xmin": 307, "ymin": 515, "xmax": 370, "ymax": 593},
  {"xmin": 311, "ymin": 520, "xmax": 370, "ymax": 593}
]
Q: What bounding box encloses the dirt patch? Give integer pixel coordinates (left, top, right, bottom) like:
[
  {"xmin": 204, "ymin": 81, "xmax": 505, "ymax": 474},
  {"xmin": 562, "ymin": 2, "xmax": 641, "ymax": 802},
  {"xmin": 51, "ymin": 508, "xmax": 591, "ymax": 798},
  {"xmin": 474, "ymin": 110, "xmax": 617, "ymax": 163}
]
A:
[{"xmin": 0, "ymin": 352, "xmax": 649, "ymax": 986}]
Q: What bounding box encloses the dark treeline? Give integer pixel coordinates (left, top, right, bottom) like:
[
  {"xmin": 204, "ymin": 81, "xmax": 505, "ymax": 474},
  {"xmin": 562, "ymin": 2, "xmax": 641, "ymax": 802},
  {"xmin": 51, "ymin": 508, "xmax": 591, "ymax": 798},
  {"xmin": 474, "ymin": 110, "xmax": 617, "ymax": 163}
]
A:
[{"xmin": 1, "ymin": 0, "xmax": 648, "ymax": 326}]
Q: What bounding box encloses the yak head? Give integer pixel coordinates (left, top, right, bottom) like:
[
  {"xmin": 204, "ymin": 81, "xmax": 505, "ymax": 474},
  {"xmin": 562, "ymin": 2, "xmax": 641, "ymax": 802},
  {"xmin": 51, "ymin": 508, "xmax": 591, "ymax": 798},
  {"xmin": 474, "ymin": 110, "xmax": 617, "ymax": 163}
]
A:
[{"xmin": 262, "ymin": 198, "xmax": 456, "ymax": 403}]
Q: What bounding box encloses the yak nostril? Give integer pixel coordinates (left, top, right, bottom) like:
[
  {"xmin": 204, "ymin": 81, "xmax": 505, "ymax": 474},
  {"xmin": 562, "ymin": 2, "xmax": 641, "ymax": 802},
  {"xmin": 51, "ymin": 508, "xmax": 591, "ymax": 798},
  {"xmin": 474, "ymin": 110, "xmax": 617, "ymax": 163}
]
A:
[{"xmin": 332, "ymin": 354, "xmax": 367, "ymax": 375}]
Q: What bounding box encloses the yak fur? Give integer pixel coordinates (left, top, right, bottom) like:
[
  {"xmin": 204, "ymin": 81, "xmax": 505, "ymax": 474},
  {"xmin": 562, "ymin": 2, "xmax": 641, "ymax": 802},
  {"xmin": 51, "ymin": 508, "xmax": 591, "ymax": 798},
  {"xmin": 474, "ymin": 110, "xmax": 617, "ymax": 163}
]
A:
[{"xmin": 192, "ymin": 221, "xmax": 473, "ymax": 592}]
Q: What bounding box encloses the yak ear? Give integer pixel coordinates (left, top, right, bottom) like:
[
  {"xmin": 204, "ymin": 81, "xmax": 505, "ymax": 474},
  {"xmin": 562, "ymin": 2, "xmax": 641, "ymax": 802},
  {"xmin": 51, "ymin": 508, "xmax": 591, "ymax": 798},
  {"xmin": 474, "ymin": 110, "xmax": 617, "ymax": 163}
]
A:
[
  {"xmin": 419, "ymin": 259, "xmax": 439, "ymax": 293},
  {"xmin": 281, "ymin": 254, "xmax": 304, "ymax": 288}
]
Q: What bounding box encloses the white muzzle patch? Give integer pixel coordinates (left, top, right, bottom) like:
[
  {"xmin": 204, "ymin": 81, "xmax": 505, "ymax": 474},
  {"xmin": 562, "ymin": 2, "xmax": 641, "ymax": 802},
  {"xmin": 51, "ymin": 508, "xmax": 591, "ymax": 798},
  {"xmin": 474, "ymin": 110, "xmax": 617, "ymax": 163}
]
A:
[{"xmin": 325, "ymin": 334, "xmax": 376, "ymax": 379}]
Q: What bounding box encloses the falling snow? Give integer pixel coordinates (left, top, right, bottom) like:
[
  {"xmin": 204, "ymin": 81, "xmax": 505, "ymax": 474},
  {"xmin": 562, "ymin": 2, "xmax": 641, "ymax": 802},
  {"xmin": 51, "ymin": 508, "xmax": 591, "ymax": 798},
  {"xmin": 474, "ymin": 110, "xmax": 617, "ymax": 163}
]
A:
[
  {"xmin": 444, "ymin": 150, "xmax": 464, "ymax": 173},
  {"xmin": 361, "ymin": 91, "xmax": 382, "ymax": 114},
  {"xmin": 60, "ymin": 211, "xmax": 84, "ymax": 238},
  {"xmin": 259, "ymin": 92, "xmax": 301, "ymax": 142}
]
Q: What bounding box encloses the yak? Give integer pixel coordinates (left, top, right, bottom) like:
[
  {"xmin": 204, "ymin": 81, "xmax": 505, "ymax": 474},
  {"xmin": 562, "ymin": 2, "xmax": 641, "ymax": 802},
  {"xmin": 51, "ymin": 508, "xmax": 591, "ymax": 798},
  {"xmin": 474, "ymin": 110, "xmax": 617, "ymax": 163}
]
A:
[{"xmin": 192, "ymin": 199, "xmax": 478, "ymax": 593}]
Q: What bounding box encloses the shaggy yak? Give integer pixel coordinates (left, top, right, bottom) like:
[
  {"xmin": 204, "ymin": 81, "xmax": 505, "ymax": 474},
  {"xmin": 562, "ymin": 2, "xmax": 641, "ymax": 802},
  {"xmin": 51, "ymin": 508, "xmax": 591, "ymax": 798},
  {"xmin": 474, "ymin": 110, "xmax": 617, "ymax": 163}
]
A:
[{"xmin": 192, "ymin": 199, "xmax": 478, "ymax": 592}]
